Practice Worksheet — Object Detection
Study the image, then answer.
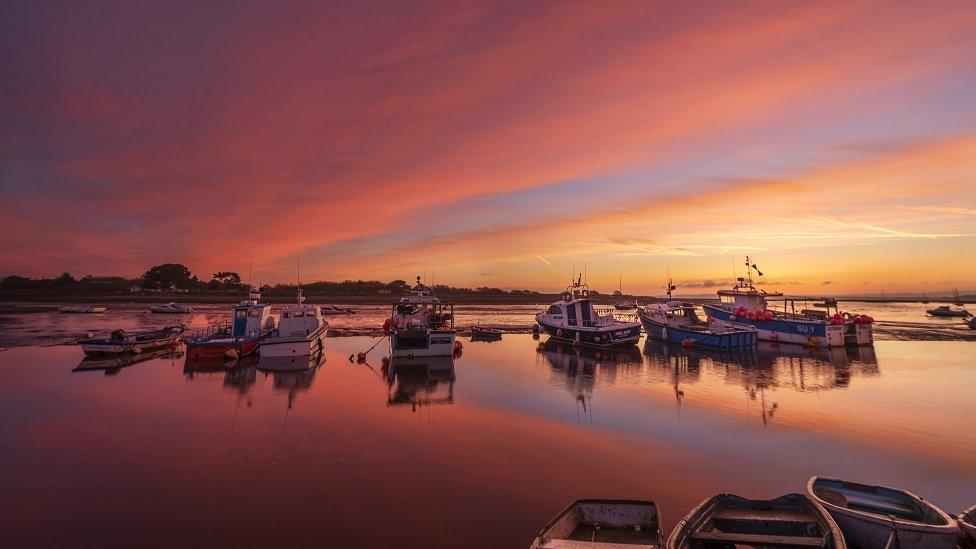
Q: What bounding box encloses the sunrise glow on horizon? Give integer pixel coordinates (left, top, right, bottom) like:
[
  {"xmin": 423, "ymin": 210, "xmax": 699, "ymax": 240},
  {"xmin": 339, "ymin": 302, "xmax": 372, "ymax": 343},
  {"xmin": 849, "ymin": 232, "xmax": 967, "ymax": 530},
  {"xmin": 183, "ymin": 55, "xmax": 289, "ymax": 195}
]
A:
[{"xmin": 2, "ymin": 1, "xmax": 975, "ymax": 295}]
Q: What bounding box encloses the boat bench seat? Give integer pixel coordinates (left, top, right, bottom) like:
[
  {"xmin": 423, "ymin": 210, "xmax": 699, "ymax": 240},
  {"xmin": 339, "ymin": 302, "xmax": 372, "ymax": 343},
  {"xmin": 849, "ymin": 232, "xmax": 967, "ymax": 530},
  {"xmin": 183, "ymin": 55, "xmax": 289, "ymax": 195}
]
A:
[
  {"xmin": 816, "ymin": 489, "xmax": 917, "ymax": 518},
  {"xmin": 712, "ymin": 508, "xmax": 815, "ymax": 523},
  {"xmin": 690, "ymin": 531, "xmax": 824, "ymax": 547}
]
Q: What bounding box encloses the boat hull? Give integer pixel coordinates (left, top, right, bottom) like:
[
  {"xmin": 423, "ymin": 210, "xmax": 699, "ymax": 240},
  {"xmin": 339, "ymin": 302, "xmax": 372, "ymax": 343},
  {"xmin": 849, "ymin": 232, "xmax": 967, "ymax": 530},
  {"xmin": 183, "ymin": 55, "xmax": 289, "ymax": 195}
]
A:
[
  {"xmin": 79, "ymin": 336, "xmax": 182, "ymax": 355},
  {"xmin": 960, "ymin": 505, "xmax": 976, "ymax": 545},
  {"xmin": 260, "ymin": 327, "xmax": 327, "ymax": 357},
  {"xmin": 704, "ymin": 304, "xmax": 851, "ymax": 347},
  {"xmin": 390, "ymin": 329, "xmax": 457, "ymax": 357},
  {"xmin": 639, "ymin": 313, "xmax": 756, "ymax": 350},
  {"xmin": 185, "ymin": 336, "xmax": 263, "ymax": 360},
  {"xmin": 808, "ymin": 477, "xmax": 959, "ymax": 549},
  {"xmin": 536, "ymin": 317, "xmax": 641, "ymax": 348}
]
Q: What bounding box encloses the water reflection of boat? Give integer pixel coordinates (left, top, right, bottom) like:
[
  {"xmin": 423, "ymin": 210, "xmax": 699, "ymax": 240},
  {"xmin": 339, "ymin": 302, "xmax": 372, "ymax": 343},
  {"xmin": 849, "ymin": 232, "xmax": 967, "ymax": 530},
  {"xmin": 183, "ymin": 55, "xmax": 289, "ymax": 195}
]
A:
[
  {"xmin": 73, "ymin": 348, "xmax": 183, "ymax": 375},
  {"xmin": 382, "ymin": 356, "xmax": 455, "ymax": 411},
  {"xmin": 668, "ymin": 493, "xmax": 845, "ymax": 549},
  {"xmin": 260, "ymin": 353, "xmax": 323, "ymax": 409},
  {"xmin": 183, "ymin": 354, "xmax": 259, "ymax": 393},
  {"xmin": 808, "ymin": 476, "xmax": 959, "ymax": 549},
  {"xmin": 257, "ymin": 350, "xmax": 323, "ymax": 372}
]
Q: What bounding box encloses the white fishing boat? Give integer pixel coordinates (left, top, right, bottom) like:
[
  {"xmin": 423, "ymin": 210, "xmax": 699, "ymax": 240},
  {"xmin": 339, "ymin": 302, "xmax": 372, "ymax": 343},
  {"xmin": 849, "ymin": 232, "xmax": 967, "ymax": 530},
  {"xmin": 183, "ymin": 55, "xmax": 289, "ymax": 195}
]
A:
[
  {"xmin": 383, "ymin": 277, "xmax": 458, "ymax": 358},
  {"xmin": 807, "ymin": 476, "xmax": 959, "ymax": 549},
  {"xmin": 149, "ymin": 302, "xmax": 194, "ymax": 314},
  {"xmin": 703, "ymin": 257, "xmax": 873, "ymax": 347},
  {"xmin": 531, "ymin": 499, "xmax": 663, "ymax": 548},
  {"xmin": 77, "ymin": 325, "xmax": 186, "ymax": 355},
  {"xmin": 59, "ymin": 306, "xmax": 107, "ymax": 314},
  {"xmin": 260, "ymin": 289, "xmax": 328, "ymax": 357},
  {"xmin": 536, "ymin": 275, "xmax": 641, "ymax": 348}
]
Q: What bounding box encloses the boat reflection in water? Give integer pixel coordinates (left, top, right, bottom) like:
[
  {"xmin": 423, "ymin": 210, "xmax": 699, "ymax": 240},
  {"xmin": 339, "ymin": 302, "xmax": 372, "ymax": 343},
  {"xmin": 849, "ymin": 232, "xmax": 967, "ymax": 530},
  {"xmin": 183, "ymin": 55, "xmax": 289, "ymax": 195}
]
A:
[
  {"xmin": 258, "ymin": 351, "xmax": 324, "ymax": 412},
  {"xmin": 535, "ymin": 339, "xmax": 643, "ymax": 423},
  {"xmin": 182, "ymin": 354, "xmax": 259, "ymax": 394},
  {"xmin": 381, "ymin": 356, "xmax": 455, "ymax": 412},
  {"xmin": 73, "ymin": 347, "xmax": 184, "ymax": 376}
]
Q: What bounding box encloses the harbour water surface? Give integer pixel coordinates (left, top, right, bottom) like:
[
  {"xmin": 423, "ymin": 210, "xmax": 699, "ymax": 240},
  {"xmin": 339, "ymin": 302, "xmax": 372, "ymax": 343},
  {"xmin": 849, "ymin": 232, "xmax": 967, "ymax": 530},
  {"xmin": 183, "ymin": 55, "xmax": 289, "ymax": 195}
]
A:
[{"xmin": 1, "ymin": 333, "xmax": 974, "ymax": 546}]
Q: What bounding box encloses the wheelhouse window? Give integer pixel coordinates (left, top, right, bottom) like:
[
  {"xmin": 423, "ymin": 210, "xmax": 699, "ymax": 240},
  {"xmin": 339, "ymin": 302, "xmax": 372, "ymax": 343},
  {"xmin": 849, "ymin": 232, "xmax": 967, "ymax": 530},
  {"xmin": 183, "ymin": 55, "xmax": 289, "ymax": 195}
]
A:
[
  {"xmin": 720, "ymin": 295, "xmax": 735, "ymax": 304},
  {"xmin": 547, "ymin": 305, "xmax": 562, "ymax": 315},
  {"xmin": 235, "ymin": 310, "xmax": 247, "ymax": 319}
]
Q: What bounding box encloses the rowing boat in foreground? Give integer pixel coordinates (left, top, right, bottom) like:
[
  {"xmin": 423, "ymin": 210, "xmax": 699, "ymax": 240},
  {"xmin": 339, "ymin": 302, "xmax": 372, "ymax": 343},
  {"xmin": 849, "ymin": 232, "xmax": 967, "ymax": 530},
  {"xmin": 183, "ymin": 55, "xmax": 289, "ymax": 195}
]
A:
[
  {"xmin": 531, "ymin": 499, "xmax": 663, "ymax": 548},
  {"xmin": 77, "ymin": 325, "xmax": 186, "ymax": 355},
  {"xmin": 960, "ymin": 504, "xmax": 976, "ymax": 546},
  {"xmin": 807, "ymin": 476, "xmax": 959, "ymax": 548},
  {"xmin": 667, "ymin": 493, "xmax": 845, "ymax": 548}
]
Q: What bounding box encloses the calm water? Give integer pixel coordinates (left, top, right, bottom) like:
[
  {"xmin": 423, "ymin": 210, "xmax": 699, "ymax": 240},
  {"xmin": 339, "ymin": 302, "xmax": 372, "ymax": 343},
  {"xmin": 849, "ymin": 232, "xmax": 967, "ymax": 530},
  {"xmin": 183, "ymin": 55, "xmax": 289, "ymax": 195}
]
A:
[{"xmin": 1, "ymin": 334, "xmax": 974, "ymax": 547}]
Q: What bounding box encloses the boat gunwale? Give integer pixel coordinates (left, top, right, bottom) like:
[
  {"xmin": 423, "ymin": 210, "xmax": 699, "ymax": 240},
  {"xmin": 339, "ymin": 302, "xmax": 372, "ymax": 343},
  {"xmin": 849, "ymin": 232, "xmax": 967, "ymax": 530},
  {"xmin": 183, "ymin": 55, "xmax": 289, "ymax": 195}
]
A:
[
  {"xmin": 532, "ymin": 498, "xmax": 662, "ymax": 548},
  {"xmin": 666, "ymin": 492, "xmax": 845, "ymax": 549},
  {"xmin": 806, "ymin": 476, "xmax": 959, "ymax": 534}
]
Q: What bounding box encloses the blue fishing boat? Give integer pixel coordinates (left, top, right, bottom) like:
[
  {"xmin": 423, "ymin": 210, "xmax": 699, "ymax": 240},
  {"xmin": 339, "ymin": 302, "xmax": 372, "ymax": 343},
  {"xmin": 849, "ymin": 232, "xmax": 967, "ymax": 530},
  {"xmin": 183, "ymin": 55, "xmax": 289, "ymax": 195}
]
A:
[
  {"xmin": 638, "ymin": 279, "xmax": 756, "ymax": 350},
  {"xmin": 535, "ymin": 275, "xmax": 641, "ymax": 348},
  {"xmin": 702, "ymin": 257, "xmax": 874, "ymax": 347}
]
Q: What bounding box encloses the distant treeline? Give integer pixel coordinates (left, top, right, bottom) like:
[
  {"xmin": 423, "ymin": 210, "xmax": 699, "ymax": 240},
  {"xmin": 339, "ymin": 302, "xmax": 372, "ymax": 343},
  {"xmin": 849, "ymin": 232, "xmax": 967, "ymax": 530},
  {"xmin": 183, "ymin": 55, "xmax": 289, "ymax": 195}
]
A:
[{"xmin": 0, "ymin": 263, "xmax": 572, "ymax": 299}]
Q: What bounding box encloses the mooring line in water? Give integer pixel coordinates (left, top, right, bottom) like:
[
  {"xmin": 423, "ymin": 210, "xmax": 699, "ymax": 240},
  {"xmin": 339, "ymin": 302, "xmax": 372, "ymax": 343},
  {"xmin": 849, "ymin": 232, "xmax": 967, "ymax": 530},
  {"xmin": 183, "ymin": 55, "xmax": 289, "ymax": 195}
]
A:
[{"xmin": 350, "ymin": 335, "xmax": 388, "ymax": 363}]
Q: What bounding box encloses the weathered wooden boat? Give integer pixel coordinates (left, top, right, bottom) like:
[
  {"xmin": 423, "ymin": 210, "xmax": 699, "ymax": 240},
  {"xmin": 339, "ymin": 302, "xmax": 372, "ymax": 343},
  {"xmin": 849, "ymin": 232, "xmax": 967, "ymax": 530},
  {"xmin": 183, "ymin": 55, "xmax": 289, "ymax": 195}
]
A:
[
  {"xmin": 383, "ymin": 277, "xmax": 458, "ymax": 358},
  {"xmin": 668, "ymin": 493, "xmax": 845, "ymax": 548},
  {"xmin": 536, "ymin": 275, "xmax": 641, "ymax": 348},
  {"xmin": 959, "ymin": 504, "xmax": 976, "ymax": 546},
  {"xmin": 59, "ymin": 306, "xmax": 107, "ymax": 314},
  {"xmin": 703, "ymin": 256, "xmax": 873, "ymax": 347},
  {"xmin": 149, "ymin": 302, "xmax": 194, "ymax": 314},
  {"xmin": 185, "ymin": 293, "xmax": 273, "ymax": 360},
  {"xmin": 77, "ymin": 325, "xmax": 186, "ymax": 355},
  {"xmin": 260, "ymin": 289, "xmax": 327, "ymax": 357},
  {"xmin": 926, "ymin": 305, "xmax": 970, "ymax": 318},
  {"xmin": 638, "ymin": 280, "xmax": 756, "ymax": 350},
  {"xmin": 73, "ymin": 348, "xmax": 181, "ymax": 373},
  {"xmin": 531, "ymin": 499, "xmax": 663, "ymax": 548},
  {"xmin": 807, "ymin": 476, "xmax": 959, "ymax": 549}
]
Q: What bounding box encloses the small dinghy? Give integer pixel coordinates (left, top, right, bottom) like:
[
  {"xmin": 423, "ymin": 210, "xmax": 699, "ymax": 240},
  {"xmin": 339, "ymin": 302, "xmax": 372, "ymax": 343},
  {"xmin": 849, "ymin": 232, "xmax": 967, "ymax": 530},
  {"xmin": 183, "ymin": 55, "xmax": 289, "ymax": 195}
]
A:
[
  {"xmin": 926, "ymin": 305, "xmax": 970, "ymax": 318},
  {"xmin": 77, "ymin": 325, "xmax": 186, "ymax": 355},
  {"xmin": 668, "ymin": 493, "xmax": 845, "ymax": 548},
  {"xmin": 149, "ymin": 302, "xmax": 194, "ymax": 314},
  {"xmin": 531, "ymin": 499, "xmax": 663, "ymax": 548},
  {"xmin": 807, "ymin": 476, "xmax": 959, "ymax": 549},
  {"xmin": 59, "ymin": 306, "xmax": 107, "ymax": 314},
  {"xmin": 959, "ymin": 504, "xmax": 976, "ymax": 546},
  {"xmin": 319, "ymin": 305, "xmax": 355, "ymax": 315},
  {"xmin": 470, "ymin": 325, "xmax": 502, "ymax": 340}
]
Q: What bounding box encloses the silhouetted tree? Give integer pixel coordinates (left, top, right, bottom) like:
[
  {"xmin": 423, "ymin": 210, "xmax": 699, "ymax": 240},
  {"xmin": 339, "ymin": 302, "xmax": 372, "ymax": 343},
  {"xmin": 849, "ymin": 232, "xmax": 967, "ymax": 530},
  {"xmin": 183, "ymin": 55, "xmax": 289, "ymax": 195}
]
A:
[
  {"xmin": 54, "ymin": 272, "xmax": 75, "ymax": 286},
  {"xmin": 208, "ymin": 271, "xmax": 245, "ymax": 291},
  {"xmin": 141, "ymin": 263, "xmax": 195, "ymax": 290}
]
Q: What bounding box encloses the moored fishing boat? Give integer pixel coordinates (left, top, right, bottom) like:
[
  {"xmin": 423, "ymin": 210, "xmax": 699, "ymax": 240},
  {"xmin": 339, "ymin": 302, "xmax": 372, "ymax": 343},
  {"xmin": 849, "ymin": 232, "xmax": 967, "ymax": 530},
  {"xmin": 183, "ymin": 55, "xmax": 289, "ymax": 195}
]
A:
[
  {"xmin": 77, "ymin": 325, "xmax": 186, "ymax": 355},
  {"xmin": 668, "ymin": 493, "xmax": 845, "ymax": 548},
  {"xmin": 383, "ymin": 277, "xmax": 458, "ymax": 358},
  {"xmin": 260, "ymin": 289, "xmax": 328, "ymax": 357},
  {"xmin": 149, "ymin": 302, "xmax": 194, "ymax": 314},
  {"xmin": 536, "ymin": 275, "xmax": 641, "ymax": 348},
  {"xmin": 185, "ymin": 293, "xmax": 274, "ymax": 360},
  {"xmin": 59, "ymin": 306, "xmax": 107, "ymax": 314},
  {"xmin": 614, "ymin": 300, "xmax": 637, "ymax": 311},
  {"xmin": 703, "ymin": 257, "xmax": 873, "ymax": 347},
  {"xmin": 531, "ymin": 499, "xmax": 663, "ymax": 548},
  {"xmin": 807, "ymin": 476, "xmax": 959, "ymax": 549},
  {"xmin": 638, "ymin": 279, "xmax": 756, "ymax": 350},
  {"xmin": 926, "ymin": 305, "xmax": 970, "ymax": 317}
]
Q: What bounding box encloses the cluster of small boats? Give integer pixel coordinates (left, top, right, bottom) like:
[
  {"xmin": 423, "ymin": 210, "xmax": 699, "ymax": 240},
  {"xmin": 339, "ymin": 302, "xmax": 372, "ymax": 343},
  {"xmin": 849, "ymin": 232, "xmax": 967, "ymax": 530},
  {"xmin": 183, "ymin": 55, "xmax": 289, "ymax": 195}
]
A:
[
  {"xmin": 532, "ymin": 476, "xmax": 975, "ymax": 548},
  {"xmin": 535, "ymin": 258, "xmax": 876, "ymax": 352}
]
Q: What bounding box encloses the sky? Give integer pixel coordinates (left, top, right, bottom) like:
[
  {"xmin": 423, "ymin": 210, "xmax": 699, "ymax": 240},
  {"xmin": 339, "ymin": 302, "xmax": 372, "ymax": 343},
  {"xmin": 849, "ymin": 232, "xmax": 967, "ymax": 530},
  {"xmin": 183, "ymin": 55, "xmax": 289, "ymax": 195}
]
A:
[{"xmin": 2, "ymin": 0, "xmax": 975, "ymax": 295}]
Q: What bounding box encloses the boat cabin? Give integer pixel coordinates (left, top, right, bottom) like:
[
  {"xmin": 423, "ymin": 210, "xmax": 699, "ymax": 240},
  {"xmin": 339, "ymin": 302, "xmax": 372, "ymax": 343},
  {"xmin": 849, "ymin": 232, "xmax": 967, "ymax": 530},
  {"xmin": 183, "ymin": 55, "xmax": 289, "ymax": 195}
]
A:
[
  {"xmin": 544, "ymin": 299, "xmax": 606, "ymax": 328},
  {"xmin": 278, "ymin": 291, "xmax": 325, "ymax": 338},
  {"xmin": 231, "ymin": 294, "xmax": 272, "ymax": 338},
  {"xmin": 717, "ymin": 277, "xmax": 781, "ymax": 310},
  {"xmin": 391, "ymin": 277, "xmax": 454, "ymax": 330}
]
